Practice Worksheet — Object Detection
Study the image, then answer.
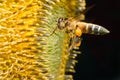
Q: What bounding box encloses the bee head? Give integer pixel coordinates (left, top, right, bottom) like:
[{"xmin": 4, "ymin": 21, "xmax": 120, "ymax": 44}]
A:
[{"xmin": 57, "ymin": 17, "xmax": 68, "ymax": 30}]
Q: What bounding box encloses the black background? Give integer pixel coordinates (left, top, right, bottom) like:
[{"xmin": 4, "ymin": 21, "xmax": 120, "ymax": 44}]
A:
[{"xmin": 73, "ymin": 0, "xmax": 120, "ymax": 80}]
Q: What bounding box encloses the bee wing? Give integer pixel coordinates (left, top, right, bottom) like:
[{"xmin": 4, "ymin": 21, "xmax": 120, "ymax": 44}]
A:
[
  {"xmin": 74, "ymin": 4, "xmax": 95, "ymax": 21},
  {"xmin": 74, "ymin": 13, "xmax": 85, "ymax": 22}
]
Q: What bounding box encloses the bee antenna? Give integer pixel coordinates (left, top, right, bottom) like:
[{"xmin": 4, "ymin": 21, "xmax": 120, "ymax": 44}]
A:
[{"xmin": 49, "ymin": 26, "xmax": 58, "ymax": 36}]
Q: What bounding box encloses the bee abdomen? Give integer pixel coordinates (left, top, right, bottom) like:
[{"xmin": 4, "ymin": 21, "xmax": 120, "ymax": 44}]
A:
[{"xmin": 86, "ymin": 23, "xmax": 110, "ymax": 35}]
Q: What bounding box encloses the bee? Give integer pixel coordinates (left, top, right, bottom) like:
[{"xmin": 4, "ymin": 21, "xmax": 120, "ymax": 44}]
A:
[{"xmin": 50, "ymin": 17, "xmax": 110, "ymax": 51}]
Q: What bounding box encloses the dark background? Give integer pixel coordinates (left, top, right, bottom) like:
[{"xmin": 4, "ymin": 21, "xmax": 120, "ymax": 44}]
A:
[{"xmin": 74, "ymin": 0, "xmax": 120, "ymax": 80}]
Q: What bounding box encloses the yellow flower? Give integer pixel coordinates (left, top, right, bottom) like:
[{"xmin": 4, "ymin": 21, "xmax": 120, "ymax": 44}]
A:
[{"xmin": 0, "ymin": 0, "xmax": 85, "ymax": 80}]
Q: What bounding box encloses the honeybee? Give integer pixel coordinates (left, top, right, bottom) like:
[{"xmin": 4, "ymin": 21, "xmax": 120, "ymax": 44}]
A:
[{"xmin": 51, "ymin": 17, "xmax": 110, "ymax": 51}]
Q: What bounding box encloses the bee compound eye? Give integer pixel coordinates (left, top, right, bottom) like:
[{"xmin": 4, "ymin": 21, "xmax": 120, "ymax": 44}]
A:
[{"xmin": 58, "ymin": 17, "xmax": 63, "ymax": 23}]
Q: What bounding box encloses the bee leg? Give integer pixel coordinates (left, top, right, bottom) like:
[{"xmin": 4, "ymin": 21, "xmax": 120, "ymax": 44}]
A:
[
  {"xmin": 73, "ymin": 37, "xmax": 82, "ymax": 49},
  {"xmin": 68, "ymin": 36, "xmax": 76, "ymax": 52},
  {"xmin": 68, "ymin": 36, "xmax": 82, "ymax": 52}
]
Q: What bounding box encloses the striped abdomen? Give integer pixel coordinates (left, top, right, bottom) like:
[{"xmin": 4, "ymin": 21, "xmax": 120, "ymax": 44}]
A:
[
  {"xmin": 86, "ymin": 23, "xmax": 110, "ymax": 35},
  {"xmin": 76, "ymin": 22, "xmax": 110, "ymax": 35}
]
